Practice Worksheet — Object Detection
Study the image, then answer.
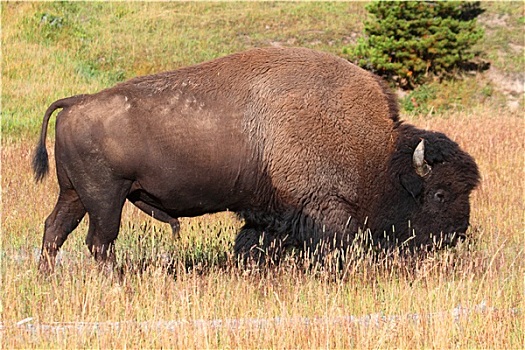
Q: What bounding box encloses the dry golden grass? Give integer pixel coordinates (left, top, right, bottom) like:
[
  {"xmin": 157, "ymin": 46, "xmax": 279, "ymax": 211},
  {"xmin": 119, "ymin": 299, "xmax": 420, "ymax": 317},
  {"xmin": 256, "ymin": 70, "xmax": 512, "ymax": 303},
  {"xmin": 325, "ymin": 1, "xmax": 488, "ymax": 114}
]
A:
[
  {"xmin": 1, "ymin": 2, "xmax": 523, "ymax": 347},
  {"xmin": 1, "ymin": 107, "xmax": 523, "ymax": 348}
]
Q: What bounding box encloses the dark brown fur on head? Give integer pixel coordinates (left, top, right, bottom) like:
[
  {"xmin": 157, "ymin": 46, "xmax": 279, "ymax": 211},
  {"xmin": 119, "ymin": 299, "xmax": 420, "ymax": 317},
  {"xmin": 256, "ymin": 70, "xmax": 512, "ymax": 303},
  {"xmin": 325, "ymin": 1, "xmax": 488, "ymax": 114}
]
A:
[{"xmin": 369, "ymin": 123, "xmax": 480, "ymax": 250}]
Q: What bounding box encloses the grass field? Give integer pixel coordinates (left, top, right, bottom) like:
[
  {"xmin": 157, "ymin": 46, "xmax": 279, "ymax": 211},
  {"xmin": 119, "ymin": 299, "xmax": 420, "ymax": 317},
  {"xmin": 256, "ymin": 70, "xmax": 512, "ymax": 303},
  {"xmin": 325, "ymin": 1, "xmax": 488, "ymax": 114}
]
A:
[{"xmin": 1, "ymin": 2, "xmax": 524, "ymax": 348}]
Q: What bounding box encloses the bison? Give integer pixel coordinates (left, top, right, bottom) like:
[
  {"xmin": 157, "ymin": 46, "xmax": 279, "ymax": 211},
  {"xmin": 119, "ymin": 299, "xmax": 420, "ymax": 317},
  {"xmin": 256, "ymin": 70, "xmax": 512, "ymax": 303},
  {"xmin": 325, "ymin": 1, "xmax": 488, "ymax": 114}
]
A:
[{"xmin": 33, "ymin": 47, "xmax": 480, "ymax": 272}]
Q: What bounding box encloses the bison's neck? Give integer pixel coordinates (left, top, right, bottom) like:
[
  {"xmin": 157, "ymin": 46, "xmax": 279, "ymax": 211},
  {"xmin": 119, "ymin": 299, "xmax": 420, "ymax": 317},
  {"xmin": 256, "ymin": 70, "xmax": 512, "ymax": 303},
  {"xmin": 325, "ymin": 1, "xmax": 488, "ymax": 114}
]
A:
[
  {"xmin": 366, "ymin": 124, "xmax": 418, "ymax": 247},
  {"xmin": 364, "ymin": 123, "xmax": 425, "ymax": 248}
]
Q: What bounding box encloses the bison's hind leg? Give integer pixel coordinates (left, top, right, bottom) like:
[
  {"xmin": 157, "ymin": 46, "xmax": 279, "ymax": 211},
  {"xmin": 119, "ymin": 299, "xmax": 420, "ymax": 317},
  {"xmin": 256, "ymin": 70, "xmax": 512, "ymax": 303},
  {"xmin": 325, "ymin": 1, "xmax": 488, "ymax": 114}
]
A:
[
  {"xmin": 82, "ymin": 181, "xmax": 132, "ymax": 266},
  {"xmin": 39, "ymin": 188, "xmax": 86, "ymax": 273}
]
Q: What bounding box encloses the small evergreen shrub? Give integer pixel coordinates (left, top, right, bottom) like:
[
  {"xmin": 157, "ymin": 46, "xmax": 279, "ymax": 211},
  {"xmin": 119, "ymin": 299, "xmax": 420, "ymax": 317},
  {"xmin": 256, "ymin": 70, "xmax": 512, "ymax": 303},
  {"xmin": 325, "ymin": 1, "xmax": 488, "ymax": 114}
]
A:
[{"xmin": 344, "ymin": 1, "xmax": 485, "ymax": 89}]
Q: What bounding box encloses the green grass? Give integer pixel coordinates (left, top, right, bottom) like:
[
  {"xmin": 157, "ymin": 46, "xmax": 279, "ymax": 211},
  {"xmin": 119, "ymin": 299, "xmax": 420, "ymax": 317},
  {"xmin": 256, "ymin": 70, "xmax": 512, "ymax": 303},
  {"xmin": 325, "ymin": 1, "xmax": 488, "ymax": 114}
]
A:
[
  {"xmin": 3, "ymin": 2, "xmax": 522, "ymax": 139},
  {"xmin": 1, "ymin": 2, "xmax": 524, "ymax": 348},
  {"xmin": 1, "ymin": 1, "xmax": 366, "ymax": 139},
  {"xmin": 477, "ymin": 1, "xmax": 524, "ymax": 73}
]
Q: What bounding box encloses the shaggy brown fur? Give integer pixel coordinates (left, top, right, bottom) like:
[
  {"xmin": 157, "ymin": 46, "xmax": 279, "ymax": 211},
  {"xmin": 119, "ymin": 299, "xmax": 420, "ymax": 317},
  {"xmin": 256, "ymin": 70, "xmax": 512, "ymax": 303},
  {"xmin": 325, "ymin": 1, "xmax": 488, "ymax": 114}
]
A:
[{"xmin": 33, "ymin": 47, "xmax": 479, "ymax": 271}]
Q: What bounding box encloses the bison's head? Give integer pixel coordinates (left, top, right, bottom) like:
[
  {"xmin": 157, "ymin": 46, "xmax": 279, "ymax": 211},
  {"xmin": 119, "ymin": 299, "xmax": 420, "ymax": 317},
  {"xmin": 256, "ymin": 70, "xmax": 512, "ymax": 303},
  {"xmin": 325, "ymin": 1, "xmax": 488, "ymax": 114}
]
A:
[{"xmin": 373, "ymin": 125, "xmax": 480, "ymax": 250}]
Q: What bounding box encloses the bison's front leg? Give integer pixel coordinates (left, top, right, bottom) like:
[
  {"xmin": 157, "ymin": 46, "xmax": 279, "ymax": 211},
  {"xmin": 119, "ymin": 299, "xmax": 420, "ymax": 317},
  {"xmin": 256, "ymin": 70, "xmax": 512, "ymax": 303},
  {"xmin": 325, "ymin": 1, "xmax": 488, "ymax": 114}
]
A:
[
  {"xmin": 234, "ymin": 223, "xmax": 285, "ymax": 266},
  {"xmin": 39, "ymin": 189, "xmax": 86, "ymax": 273}
]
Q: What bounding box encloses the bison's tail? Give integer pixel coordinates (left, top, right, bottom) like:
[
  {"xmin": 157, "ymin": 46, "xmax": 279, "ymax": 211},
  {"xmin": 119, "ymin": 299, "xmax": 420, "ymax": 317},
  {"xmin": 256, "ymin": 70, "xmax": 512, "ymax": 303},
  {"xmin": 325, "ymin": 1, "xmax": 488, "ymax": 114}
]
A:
[{"xmin": 33, "ymin": 95, "xmax": 87, "ymax": 182}]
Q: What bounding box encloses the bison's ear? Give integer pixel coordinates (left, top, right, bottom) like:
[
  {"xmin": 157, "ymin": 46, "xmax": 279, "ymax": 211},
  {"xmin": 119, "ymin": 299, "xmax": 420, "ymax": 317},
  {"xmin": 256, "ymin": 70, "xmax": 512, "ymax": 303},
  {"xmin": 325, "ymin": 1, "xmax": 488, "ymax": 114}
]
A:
[{"xmin": 400, "ymin": 173, "xmax": 424, "ymax": 199}]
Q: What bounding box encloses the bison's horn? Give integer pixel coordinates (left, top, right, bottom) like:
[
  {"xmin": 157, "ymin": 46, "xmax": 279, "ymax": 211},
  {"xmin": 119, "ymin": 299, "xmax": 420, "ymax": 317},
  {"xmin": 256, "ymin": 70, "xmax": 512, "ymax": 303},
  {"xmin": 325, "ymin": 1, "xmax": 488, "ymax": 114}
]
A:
[{"xmin": 413, "ymin": 139, "xmax": 431, "ymax": 177}]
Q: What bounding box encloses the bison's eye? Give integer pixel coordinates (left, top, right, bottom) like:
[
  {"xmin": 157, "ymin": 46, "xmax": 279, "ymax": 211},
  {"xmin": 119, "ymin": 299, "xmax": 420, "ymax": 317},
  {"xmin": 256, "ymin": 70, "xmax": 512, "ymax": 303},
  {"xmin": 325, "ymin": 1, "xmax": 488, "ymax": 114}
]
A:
[{"xmin": 433, "ymin": 189, "xmax": 446, "ymax": 203}]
